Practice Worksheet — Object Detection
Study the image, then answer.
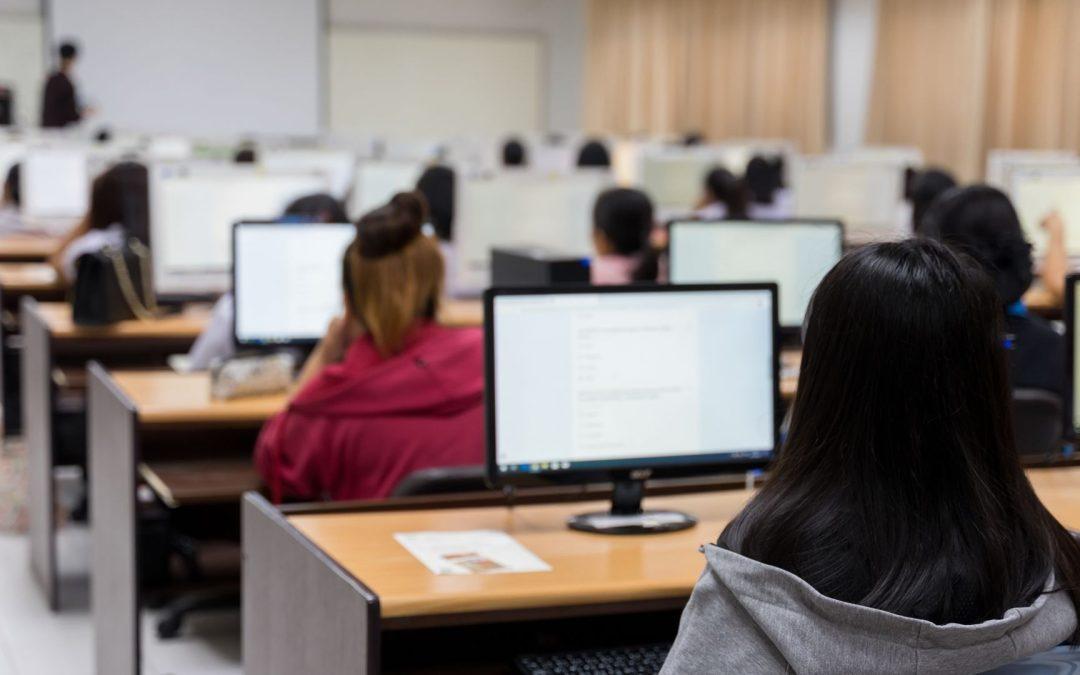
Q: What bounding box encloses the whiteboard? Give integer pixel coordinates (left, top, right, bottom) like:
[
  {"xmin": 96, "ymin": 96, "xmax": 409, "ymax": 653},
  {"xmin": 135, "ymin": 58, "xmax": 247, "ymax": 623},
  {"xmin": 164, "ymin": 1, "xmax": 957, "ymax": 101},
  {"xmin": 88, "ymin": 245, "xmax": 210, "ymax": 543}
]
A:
[
  {"xmin": 329, "ymin": 27, "xmax": 543, "ymax": 138},
  {"xmin": 0, "ymin": 12, "xmax": 45, "ymax": 127},
  {"xmin": 48, "ymin": 0, "xmax": 320, "ymax": 136}
]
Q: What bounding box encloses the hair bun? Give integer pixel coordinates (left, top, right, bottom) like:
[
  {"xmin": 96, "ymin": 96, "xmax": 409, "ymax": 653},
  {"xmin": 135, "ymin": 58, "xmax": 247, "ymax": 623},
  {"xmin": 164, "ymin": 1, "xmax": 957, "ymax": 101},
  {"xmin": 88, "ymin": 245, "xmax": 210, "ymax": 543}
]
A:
[{"xmin": 357, "ymin": 191, "xmax": 429, "ymax": 259}]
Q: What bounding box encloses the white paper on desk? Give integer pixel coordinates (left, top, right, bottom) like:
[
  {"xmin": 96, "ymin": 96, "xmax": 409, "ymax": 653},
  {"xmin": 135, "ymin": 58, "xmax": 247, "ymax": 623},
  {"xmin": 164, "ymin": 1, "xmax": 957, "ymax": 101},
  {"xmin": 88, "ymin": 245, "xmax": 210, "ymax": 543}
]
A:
[{"xmin": 394, "ymin": 530, "xmax": 552, "ymax": 575}]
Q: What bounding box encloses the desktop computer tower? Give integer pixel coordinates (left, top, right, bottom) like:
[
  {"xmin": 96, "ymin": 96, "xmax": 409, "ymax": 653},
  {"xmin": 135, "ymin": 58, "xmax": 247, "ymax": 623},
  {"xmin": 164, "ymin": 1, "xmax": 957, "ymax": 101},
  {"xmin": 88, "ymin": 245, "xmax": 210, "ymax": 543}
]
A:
[{"xmin": 491, "ymin": 247, "xmax": 590, "ymax": 288}]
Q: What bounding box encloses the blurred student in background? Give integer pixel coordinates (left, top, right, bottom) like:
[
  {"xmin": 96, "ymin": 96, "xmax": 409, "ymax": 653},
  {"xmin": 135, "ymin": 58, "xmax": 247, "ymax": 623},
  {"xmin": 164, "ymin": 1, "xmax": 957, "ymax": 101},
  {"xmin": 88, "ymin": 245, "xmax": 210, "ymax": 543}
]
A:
[
  {"xmin": 922, "ymin": 186, "xmax": 1066, "ymax": 397},
  {"xmin": 501, "ymin": 138, "xmax": 528, "ymax": 168},
  {"xmin": 55, "ymin": 161, "xmax": 149, "ymax": 281},
  {"xmin": 664, "ymin": 239, "xmax": 1080, "ymax": 672},
  {"xmin": 186, "ymin": 193, "xmax": 348, "ymax": 371},
  {"xmin": 0, "ymin": 164, "xmax": 22, "ymax": 233},
  {"xmin": 576, "ymin": 139, "xmax": 611, "ymax": 168},
  {"xmin": 592, "ymin": 188, "xmax": 659, "ymax": 284},
  {"xmin": 744, "ymin": 156, "xmax": 791, "ymax": 220},
  {"xmin": 908, "ymin": 168, "xmax": 956, "ymax": 234},
  {"xmin": 41, "ymin": 42, "xmax": 86, "ymax": 129},
  {"xmin": 696, "ymin": 167, "xmax": 748, "ymax": 220},
  {"xmin": 255, "ymin": 192, "xmax": 484, "ymax": 502}
]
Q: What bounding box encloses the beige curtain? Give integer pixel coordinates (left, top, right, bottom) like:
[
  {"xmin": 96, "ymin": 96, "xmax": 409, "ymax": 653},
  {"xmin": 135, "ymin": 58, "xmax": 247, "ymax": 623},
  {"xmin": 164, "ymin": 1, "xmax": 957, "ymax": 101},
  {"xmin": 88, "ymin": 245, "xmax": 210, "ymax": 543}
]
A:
[
  {"xmin": 868, "ymin": 0, "xmax": 1080, "ymax": 180},
  {"xmin": 585, "ymin": 0, "xmax": 828, "ymax": 153}
]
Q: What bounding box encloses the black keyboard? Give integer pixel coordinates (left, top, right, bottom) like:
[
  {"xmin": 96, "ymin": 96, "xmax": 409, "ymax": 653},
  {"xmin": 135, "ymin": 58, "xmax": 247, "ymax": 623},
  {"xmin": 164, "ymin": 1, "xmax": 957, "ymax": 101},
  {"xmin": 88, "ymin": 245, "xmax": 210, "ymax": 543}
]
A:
[{"xmin": 515, "ymin": 643, "xmax": 671, "ymax": 674}]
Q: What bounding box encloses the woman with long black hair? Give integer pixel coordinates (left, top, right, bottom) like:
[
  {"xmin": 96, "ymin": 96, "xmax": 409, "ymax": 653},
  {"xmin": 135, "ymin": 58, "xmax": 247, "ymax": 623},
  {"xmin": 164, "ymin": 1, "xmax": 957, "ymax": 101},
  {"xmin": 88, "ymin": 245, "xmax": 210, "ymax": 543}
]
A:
[{"xmin": 663, "ymin": 239, "xmax": 1080, "ymax": 673}]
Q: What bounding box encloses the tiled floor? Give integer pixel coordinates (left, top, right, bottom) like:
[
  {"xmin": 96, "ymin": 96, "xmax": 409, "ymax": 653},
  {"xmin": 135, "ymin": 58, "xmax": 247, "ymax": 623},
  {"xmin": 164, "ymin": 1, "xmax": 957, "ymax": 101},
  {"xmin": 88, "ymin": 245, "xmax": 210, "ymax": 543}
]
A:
[{"xmin": 0, "ymin": 527, "xmax": 241, "ymax": 674}]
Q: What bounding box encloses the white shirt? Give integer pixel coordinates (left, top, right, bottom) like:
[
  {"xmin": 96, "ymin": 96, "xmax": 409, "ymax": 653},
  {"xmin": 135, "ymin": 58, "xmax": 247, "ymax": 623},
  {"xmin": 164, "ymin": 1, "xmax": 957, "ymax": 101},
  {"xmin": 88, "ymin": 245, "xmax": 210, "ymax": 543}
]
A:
[
  {"xmin": 186, "ymin": 293, "xmax": 235, "ymax": 371},
  {"xmin": 62, "ymin": 223, "xmax": 126, "ymax": 281},
  {"xmin": 0, "ymin": 204, "xmax": 23, "ymax": 234}
]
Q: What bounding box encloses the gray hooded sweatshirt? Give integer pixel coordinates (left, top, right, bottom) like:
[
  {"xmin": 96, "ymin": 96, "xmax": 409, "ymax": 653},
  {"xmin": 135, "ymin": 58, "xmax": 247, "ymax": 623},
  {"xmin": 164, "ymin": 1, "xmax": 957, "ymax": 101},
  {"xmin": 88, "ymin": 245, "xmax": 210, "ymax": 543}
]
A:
[{"xmin": 661, "ymin": 544, "xmax": 1078, "ymax": 674}]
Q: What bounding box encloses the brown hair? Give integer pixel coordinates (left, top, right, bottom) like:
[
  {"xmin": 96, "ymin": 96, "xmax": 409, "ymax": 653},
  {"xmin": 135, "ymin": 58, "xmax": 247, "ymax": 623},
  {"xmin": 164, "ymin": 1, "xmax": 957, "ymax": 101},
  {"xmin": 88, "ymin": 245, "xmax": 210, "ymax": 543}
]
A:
[{"xmin": 343, "ymin": 191, "xmax": 444, "ymax": 356}]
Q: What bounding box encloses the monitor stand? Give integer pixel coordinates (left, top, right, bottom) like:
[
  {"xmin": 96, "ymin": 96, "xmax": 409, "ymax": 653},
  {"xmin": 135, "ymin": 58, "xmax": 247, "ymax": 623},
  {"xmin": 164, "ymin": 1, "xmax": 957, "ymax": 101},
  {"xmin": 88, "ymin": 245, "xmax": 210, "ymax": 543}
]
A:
[{"xmin": 567, "ymin": 480, "xmax": 697, "ymax": 535}]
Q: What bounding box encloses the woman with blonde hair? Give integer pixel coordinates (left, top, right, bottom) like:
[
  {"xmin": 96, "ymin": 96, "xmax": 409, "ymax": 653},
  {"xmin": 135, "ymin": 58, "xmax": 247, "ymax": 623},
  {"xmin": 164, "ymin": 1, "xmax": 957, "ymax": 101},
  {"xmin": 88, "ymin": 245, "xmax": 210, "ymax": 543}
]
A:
[{"xmin": 254, "ymin": 192, "xmax": 484, "ymax": 502}]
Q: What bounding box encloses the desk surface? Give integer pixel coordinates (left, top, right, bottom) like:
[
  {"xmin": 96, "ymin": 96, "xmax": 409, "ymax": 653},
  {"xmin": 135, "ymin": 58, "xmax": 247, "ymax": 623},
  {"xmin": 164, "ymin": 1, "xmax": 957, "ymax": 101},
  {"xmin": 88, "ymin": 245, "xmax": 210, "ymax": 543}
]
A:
[
  {"xmin": 34, "ymin": 302, "xmax": 212, "ymax": 341},
  {"xmin": 111, "ymin": 370, "xmax": 285, "ymax": 425},
  {"xmin": 438, "ymin": 298, "xmax": 482, "ymax": 328},
  {"xmin": 0, "ymin": 234, "xmax": 62, "ymax": 262},
  {"xmin": 0, "ymin": 263, "xmax": 63, "ymax": 294},
  {"xmin": 288, "ymin": 467, "xmax": 1080, "ymax": 624}
]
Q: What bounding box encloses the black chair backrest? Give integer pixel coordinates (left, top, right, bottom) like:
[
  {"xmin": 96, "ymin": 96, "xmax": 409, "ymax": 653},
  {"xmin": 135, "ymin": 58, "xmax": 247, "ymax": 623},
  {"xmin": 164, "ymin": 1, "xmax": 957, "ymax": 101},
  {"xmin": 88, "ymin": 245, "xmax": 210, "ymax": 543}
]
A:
[
  {"xmin": 390, "ymin": 465, "xmax": 489, "ymax": 497},
  {"xmin": 1011, "ymin": 388, "xmax": 1063, "ymax": 460}
]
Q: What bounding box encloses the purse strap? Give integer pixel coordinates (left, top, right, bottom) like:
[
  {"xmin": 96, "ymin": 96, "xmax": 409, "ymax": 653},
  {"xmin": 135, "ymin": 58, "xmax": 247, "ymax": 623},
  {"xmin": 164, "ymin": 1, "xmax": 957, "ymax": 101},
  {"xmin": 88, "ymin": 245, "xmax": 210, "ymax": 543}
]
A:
[{"xmin": 104, "ymin": 239, "xmax": 159, "ymax": 321}]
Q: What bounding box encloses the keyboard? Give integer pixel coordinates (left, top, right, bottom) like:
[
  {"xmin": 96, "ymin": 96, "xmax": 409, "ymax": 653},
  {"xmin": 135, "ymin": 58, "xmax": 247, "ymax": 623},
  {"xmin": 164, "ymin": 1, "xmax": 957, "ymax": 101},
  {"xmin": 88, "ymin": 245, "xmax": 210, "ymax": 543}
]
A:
[{"xmin": 515, "ymin": 643, "xmax": 671, "ymax": 674}]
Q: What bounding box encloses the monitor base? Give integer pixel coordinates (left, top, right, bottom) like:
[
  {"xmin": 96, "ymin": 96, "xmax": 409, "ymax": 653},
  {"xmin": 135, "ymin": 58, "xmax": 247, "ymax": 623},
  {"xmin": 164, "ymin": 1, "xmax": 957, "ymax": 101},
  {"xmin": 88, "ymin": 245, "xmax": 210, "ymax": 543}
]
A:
[{"xmin": 567, "ymin": 510, "xmax": 698, "ymax": 535}]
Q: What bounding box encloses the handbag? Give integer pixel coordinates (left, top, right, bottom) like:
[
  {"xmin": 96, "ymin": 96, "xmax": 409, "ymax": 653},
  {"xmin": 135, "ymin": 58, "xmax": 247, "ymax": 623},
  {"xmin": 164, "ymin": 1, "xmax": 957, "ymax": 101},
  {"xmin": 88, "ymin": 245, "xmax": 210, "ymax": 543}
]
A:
[{"xmin": 71, "ymin": 237, "xmax": 159, "ymax": 326}]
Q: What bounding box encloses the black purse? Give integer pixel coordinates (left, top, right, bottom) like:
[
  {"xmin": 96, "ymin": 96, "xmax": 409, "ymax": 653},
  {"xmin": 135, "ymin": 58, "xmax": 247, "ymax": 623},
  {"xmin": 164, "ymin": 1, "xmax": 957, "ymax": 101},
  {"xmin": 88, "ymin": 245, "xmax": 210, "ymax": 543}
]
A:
[{"xmin": 71, "ymin": 238, "xmax": 158, "ymax": 326}]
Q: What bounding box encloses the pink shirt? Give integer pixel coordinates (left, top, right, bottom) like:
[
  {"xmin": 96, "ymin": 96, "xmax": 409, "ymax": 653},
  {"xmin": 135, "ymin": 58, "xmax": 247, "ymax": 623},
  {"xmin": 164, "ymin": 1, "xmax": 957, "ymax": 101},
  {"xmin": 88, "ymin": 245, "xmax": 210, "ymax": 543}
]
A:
[{"xmin": 591, "ymin": 254, "xmax": 640, "ymax": 285}]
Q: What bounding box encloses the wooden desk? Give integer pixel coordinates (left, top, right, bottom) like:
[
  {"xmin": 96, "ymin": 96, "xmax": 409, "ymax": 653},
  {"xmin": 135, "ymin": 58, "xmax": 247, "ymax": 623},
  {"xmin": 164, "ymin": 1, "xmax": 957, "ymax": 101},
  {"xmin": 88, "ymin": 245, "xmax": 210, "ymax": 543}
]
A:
[
  {"xmin": 438, "ymin": 298, "xmax": 482, "ymax": 328},
  {"xmin": 0, "ymin": 263, "xmax": 64, "ymax": 297},
  {"xmin": 22, "ymin": 300, "xmax": 210, "ymax": 612},
  {"xmin": 243, "ymin": 466, "xmax": 1080, "ymax": 674},
  {"xmin": 88, "ymin": 367, "xmax": 281, "ymax": 675},
  {"xmin": 0, "ymin": 233, "xmax": 62, "ymax": 263}
]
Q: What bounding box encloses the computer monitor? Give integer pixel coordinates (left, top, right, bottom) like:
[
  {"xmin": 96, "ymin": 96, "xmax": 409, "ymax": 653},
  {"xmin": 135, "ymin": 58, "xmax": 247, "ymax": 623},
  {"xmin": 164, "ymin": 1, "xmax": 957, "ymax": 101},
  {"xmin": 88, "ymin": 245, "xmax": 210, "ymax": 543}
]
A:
[
  {"xmin": 1066, "ymin": 273, "xmax": 1080, "ymax": 439},
  {"xmin": 1009, "ymin": 168, "xmax": 1080, "ymax": 257},
  {"xmin": 640, "ymin": 152, "xmax": 717, "ymax": 213},
  {"xmin": 347, "ymin": 160, "xmax": 424, "ymax": 219},
  {"xmin": 150, "ymin": 164, "xmax": 330, "ymax": 298},
  {"xmin": 790, "ymin": 155, "xmax": 911, "ymax": 243},
  {"xmin": 668, "ymin": 219, "xmax": 843, "ymax": 332},
  {"xmin": 20, "ymin": 148, "xmax": 90, "ymax": 220},
  {"xmin": 986, "ymin": 149, "xmax": 1078, "ymax": 190},
  {"xmin": 485, "ymin": 284, "xmax": 779, "ymax": 534},
  {"xmin": 232, "ymin": 221, "xmax": 356, "ymax": 347},
  {"xmin": 261, "ymin": 149, "xmax": 358, "ymax": 199}
]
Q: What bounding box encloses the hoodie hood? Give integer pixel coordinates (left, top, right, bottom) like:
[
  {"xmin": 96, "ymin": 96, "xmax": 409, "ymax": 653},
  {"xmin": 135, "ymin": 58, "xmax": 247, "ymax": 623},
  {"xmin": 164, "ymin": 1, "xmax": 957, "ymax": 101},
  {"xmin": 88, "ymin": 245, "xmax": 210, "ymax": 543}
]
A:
[
  {"xmin": 289, "ymin": 322, "xmax": 483, "ymax": 418},
  {"xmin": 661, "ymin": 545, "xmax": 1077, "ymax": 674}
]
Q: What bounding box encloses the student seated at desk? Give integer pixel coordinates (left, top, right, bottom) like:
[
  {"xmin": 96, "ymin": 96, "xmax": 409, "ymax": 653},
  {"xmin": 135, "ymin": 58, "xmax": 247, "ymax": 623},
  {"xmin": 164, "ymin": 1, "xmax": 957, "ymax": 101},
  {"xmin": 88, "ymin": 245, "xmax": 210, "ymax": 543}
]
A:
[
  {"xmin": 663, "ymin": 239, "xmax": 1080, "ymax": 674},
  {"xmin": 54, "ymin": 161, "xmax": 148, "ymax": 282},
  {"xmin": 695, "ymin": 167, "xmax": 748, "ymax": 221},
  {"xmin": 186, "ymin": 193, "xmax": 349, "ymax": 371},
  {"xmin": 255, "ymin": 192, "xmax": 483, "ymax": 502},
  {"xmin": 576, "ymin": 139, "xmax": 611, "ymax": 168},
  {"xmin": 0, "ymin": 164, "xmax": 22, "ymax": 233},
  {"xmin": 591, "ymin": 188, "xmax": 659, "ymax": 284},
  {"xmin": 502, "ymin": 138, "xmax": 528, "ymax": 168},
  {"xmin": 744, "ymin": 155, "xmax": 791, "ymax": 220},
  {"xmin": 922, "ymin": 186, "xmax": 1066, "ymax": 396}
]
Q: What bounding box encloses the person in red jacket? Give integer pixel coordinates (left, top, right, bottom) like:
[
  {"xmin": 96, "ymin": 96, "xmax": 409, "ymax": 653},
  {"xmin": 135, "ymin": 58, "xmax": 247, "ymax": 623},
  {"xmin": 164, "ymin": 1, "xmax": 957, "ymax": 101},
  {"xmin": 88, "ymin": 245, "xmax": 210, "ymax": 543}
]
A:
[{"xmin": 254, "ymin": 191, "xmax": 484, "ymax": 502}]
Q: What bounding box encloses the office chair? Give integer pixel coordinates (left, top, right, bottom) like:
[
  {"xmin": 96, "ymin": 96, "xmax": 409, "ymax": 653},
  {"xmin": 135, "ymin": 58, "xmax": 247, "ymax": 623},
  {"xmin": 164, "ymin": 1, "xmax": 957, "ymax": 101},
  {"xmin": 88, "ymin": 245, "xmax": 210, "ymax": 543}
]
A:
[
  {"xmin": 391, "ymin": 465, "xmax": 488, "ymax": 497},
  {"xmin": 1011, "ymin": 388, "xmax": 1064, "ymax": 461}
]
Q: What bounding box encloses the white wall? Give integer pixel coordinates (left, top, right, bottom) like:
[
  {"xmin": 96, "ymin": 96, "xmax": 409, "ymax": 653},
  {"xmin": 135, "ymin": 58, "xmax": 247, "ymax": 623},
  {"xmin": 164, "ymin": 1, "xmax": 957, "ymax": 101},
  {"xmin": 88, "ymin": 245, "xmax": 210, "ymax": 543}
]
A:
[
  {"xmin": 0, "ymin": 8, "xmax": 45, "ymax": 127},
  {"xmin": 48, "ymin": 0, "xmax": 321, "ymax": 136},
  {"xmin": 329, "ymin": 0, "xmax": 586, "ymax": 132},
  {"xmin": 829, "ymin": 0, "xmax": 879, "ymax": 150}
]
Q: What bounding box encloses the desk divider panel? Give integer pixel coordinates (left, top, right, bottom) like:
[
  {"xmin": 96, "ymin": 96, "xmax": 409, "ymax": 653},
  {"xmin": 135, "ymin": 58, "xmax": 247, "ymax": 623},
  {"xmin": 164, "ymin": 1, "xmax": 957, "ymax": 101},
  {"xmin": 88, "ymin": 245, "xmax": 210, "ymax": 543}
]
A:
[
  {"xmin": 243, "ymin": 493, "xmax": 380, "ymax": 675},
  {"xmin": 21, "ymin": 297, "xmax": 56, "ymax": 609},
  {"xmin": 88, "ymin": 362, "xmax": 139, "ymax": 675}
]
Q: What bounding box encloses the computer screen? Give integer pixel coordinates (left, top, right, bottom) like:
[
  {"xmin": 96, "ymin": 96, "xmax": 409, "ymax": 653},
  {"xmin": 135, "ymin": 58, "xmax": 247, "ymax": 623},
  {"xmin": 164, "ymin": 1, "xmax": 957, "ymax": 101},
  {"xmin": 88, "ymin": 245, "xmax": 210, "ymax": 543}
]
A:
[
  {"xmin": 1009, "ymin": 169, "xmax": 1080, "ymax": 257},
  {"xmin": 454, "ymin": 171, "xmax": 609, "ymax": 295},
  {"xmin": 1067, "ymin": 274, "xmax": 1080, "ymax": 438},
  {"xmin": 347, "ymin": 160, "xmax": 424, "ymax": 219},
  {"xmin": 488, "ymin": 286, "xmax": 778, "ymax": 480},
  {"xmin": 790, "ymin": 156, "xmax": 909, "ymax": 242},
  {"xmin": 233, "ymin": 222, "xmax": 356, "ymax": 346},
  {"xmin": 640, "ymin": 153, "xmax": 716, "ymax": 212},
  {"xmin": 261, "ymin": 149, "xmax": 358, "ymax": 199},
  {"xmin": 986, "ymin": 149, "xmax": 1078, "ymax": 190},
  {"xmin": 669, "ymin": 219, "xmax": 842, "ymax": 328},
  {"xmin": 150, "ymin": 164, "xmax": 329, "ymax": 296},
  {"xmin": 20, "ymin": 148, "xmax": 90, "ymax": 220}
]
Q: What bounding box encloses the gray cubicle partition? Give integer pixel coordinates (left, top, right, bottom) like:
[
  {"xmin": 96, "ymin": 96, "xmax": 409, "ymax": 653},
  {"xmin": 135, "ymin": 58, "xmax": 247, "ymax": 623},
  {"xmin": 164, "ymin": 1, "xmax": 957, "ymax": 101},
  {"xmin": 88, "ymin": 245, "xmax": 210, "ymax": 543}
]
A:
[
  {"xmin": 243, "ymin": 493, "xmax": 380, "ymax": 674},
  {"xmin": 88, "ymin": 361, "xmax": 139, "ymax": 675},
  {"xmin": 22, "ymin": 297, "xmax": 56, "ymax": 609}
]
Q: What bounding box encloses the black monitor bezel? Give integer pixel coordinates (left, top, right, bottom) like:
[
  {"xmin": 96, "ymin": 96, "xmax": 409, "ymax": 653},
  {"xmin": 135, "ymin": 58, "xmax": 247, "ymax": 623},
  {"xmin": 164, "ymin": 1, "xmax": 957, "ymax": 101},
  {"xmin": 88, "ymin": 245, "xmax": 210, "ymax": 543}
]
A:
[
  {"xmin": 231, "ymin": 219, "xmax": 355, "ymax": 349},
  {"xmin": 484, "ymin": 283, "xmax": 782, "ymax": 489},
  {"xmin": 666, "ymin": 217, "xmax": 845, "ymax": 338},
  {"xmin": 1065, "ymin": 273, "xmax": 1080, "ymax": 439}
]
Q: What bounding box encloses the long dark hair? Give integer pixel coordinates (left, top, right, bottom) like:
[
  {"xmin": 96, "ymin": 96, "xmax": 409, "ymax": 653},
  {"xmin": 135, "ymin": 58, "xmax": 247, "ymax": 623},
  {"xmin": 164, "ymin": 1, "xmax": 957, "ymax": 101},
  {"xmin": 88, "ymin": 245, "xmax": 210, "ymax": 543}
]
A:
[
  {"xmin": 920, "ymin": 185, "xmax": 1032, "ymax": 306},
  {"xmin": 703, "ymin": 167, "xmax": 748, "ymax": 219},
  {"xmin": 744, "ymin": 155, "xmax": 784, "ymax": 206},
  {"xmin": 86, "ymin": 162, "xmax": 149, "ymax": 243},
  {"xmin": 593, "ymin": 188, "xmax": 658, "ymax": 282},
  {"xmin": 720, "ymin": 239, "xmax": 1080, "ymax": 632},
  {"xmin": 908, "ymin": 168, "xmax": 957, "ymax": 234},
  {"xmin": 415, "ymin": 165, "xmax": 455, "ymax": 242}
]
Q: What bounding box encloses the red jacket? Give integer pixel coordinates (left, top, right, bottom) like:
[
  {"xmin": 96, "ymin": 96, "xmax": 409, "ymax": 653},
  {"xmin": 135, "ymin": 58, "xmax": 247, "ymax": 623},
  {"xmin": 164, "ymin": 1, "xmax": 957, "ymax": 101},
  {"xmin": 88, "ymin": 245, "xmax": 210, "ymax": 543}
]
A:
[{"xmin": 255, "ymin": 322, "xmax": 485, "ymax": 502}]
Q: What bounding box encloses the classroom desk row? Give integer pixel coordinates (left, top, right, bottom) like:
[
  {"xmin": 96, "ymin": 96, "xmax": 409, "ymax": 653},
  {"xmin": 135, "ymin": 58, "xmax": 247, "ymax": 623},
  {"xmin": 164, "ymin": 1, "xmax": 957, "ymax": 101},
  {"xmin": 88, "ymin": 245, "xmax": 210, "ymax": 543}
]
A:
[{"xmin": 232, "ymin": 466, "xmax": 1080, "ymax": 674}]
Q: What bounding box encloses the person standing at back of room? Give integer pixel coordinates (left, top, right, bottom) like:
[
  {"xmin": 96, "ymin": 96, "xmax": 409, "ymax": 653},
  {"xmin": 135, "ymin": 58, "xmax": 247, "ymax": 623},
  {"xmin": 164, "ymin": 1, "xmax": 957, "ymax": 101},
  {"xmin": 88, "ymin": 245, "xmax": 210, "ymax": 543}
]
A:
[
  {"xmin": 663, "ymin": 239, "xmax": 1080, "ymax": 673},
  {"xmin": 254, "ymin": 191, "xmax": 484, "ymax": 502},
  {"xmin": 41, "ymin": 42, "xmax": 87, "ymax": 129}
]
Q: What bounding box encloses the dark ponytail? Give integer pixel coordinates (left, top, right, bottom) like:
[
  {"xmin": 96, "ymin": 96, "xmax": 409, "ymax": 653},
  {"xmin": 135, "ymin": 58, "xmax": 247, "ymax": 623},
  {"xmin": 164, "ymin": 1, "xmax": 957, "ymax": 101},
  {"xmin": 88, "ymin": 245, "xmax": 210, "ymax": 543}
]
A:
[
  {"xmin": 703, "ymin": 167, "xmax": 749, "ymax": 219},
  {"xmin": 593, "ymin": 188, "xmax": 658, "ymax": 282}
]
